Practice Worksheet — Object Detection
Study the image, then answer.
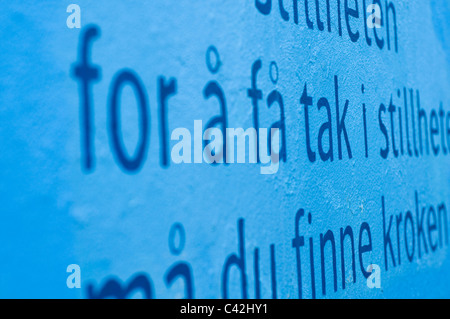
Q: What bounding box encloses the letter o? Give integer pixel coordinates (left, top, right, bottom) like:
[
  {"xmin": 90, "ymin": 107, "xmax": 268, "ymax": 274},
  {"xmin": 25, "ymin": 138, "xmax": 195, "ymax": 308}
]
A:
[
  {"xmin": 108, "ymin": 69, "xmax": 149, "ymax": 172},
  {"xmin": 404, "ymin": 211, "xmax": 415, "ymax": 262}
]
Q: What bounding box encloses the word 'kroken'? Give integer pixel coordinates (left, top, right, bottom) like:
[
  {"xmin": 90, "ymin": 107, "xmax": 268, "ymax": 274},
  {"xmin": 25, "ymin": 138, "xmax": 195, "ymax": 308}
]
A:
[
  {"xmin": 86, "ymin": 190, "xmax": 446, "ymax": 299},
  {"xmin": 171, "ymin": 121, "xmax": 280, "ymax": 174}
]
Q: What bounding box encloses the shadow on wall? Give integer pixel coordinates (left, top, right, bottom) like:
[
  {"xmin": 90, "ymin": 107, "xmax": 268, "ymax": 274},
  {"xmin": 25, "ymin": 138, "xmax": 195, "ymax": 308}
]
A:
[{"xmin": 430, "ymin": 0, "xmax": 450, "ymax": 71}]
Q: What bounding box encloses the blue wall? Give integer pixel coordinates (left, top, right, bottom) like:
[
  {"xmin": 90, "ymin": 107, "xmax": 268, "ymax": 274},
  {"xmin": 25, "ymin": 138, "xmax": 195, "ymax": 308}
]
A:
[{"xmin": 0, "ymin": 0, "xmax": 449, "ymax": 298}]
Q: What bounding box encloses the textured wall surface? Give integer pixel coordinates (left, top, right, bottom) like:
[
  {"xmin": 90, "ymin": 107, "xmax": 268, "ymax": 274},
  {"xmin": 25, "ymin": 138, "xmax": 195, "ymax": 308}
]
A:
[{"xmin": 0, "ymin": 1, "xmax": 449, "ymax": 298}]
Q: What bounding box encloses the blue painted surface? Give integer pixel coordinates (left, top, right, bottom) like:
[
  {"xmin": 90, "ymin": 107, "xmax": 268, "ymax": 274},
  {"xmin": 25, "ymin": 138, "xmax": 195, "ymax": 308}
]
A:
[{"xmin": 0, "ymin": 1, "xmax": 449, "ymax": 298}]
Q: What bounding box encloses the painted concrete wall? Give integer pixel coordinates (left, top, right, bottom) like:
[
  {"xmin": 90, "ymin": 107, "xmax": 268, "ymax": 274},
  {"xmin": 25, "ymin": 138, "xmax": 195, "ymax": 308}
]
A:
[{"xmin": 0, "ymin": 0, "xmax": 449, "ymax": 298}]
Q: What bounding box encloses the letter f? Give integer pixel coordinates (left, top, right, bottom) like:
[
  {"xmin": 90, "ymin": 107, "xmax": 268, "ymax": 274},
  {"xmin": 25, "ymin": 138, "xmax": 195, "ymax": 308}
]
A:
[
  {"xmin": 292, "ymin": 209, "xmax": 305, "ymax": 299},
  {"xmin": 72, "ymin": 25, "xmax": 101, "ymax": 172}
]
